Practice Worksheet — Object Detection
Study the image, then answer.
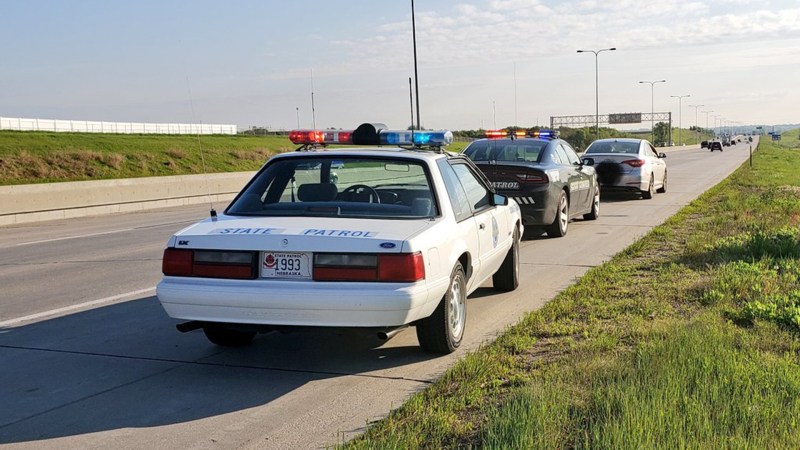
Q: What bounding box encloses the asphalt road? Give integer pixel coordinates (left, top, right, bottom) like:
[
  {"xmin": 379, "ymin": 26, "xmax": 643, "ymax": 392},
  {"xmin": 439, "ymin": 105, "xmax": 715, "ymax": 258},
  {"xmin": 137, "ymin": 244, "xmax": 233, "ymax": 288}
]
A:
[{"xmin": 0, "ymin": 139, "xmax": 756, "ymax": 449}]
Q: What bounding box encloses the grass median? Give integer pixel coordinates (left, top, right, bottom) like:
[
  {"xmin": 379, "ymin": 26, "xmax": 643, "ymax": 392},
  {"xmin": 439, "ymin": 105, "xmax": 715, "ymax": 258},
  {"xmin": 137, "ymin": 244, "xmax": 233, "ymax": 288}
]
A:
[
  {"xmin": 0, "ymin": 131, "xmax": 470, "ymax": 186},
  {"xmin": 344, "ymin": 130, "xmax": 800, "ymax": 449}
]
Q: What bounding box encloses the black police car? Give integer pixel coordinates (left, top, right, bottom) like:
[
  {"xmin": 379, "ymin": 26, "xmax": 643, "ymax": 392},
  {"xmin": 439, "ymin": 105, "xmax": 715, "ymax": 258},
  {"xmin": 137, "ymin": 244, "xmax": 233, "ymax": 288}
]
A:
[{"xmin": 463, "ymin": 130, "xmax": 599, "ymax": 238}]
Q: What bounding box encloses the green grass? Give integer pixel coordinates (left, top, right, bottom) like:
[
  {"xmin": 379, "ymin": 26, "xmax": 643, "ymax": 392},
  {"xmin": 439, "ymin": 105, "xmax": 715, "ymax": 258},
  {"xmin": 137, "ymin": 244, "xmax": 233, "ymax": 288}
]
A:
[
  {"xmin": 0, "ymin": 131, "xmax": 469, "ymax": 185},
  {"xmin": 344, "ymin": 131, "xmax": 800, "ymax": 449}
]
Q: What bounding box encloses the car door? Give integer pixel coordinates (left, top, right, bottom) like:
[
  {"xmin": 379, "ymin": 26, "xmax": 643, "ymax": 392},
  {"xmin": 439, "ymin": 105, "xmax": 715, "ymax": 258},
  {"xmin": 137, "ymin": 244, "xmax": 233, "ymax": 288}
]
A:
[
  {"xmin": 449, "ymin": 161, "xmax": 508, "ymax": 288},
  {"xmin": 553, "ymin": 142, "xmax": 587, "ymax": 213},
  {"xmin": 561, "ymin": 141, "xmax": 593, "ymax": 210},
  {"xmin": 644, "ymin": 142, "xmax": 666, "ymax": 187}
]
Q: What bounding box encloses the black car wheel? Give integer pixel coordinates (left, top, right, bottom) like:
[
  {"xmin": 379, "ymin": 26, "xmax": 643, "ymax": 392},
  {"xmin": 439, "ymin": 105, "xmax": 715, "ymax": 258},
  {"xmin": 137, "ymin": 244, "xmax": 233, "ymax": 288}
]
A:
[
  {"xmin": 493, "ymin": 227, "xmax": 520, "ymax": 291},
  {"xmin": 583, "ymin": 186, "xmax": 600, "ymax": 220},
  {"xmin": 657, "ymin": 171, "xmax": 667, "ymax": 193},
  {"xmin": 641, "ymin": 175, "xmax": 655, "ymax": 200},
  {"xmin": 546, "ymin": 191, "xmax": 569, "ymax": 238}
]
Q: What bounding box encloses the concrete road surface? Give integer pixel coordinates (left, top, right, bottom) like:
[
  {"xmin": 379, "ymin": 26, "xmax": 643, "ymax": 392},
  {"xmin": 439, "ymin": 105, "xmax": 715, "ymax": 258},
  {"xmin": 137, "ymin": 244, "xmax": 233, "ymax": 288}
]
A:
[{"xmin": 0, "ymin": 140, "xmax": 756, "ymax": 449}]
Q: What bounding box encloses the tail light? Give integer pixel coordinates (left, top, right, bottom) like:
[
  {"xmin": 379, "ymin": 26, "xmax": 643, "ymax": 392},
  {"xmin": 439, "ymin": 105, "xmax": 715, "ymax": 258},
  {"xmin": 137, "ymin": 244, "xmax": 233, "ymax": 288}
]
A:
[
  {"xmin": 162, "ymin": 248, "xmax": 256, "ymax": 279},
  {"xmin": 313, "ymin": 252, "xmax": 425, "ymax": 282},
  {"xmin": 514, "ymin": 170, "xmax": 549, "ymax": 184},
  {"xmin": 622, "ymin": 159, "xmax": 645, "ymax": 167}
]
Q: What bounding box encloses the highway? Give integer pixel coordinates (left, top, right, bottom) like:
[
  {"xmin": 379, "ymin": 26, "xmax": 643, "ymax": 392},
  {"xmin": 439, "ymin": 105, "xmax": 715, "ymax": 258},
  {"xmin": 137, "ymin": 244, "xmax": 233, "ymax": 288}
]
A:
[{"xmin": 0, "ymin": 140, "xmax": 755, "ymax": 448}]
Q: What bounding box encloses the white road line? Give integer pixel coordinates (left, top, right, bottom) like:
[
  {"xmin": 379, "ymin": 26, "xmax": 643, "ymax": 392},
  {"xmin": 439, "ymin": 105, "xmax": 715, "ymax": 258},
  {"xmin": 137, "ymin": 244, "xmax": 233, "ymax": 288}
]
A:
[
  {"xmin": 0, "ymin": 287, "xmax": 156, "ymax": 328},
  {"xmin": 14, "ymin": 228, "xmax": 134, "ymax": 247}
]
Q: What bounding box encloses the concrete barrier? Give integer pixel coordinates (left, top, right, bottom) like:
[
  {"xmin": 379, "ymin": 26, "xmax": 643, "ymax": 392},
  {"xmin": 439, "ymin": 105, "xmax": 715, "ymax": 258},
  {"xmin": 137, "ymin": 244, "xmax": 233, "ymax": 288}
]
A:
[{"xmin": 0, "ymin": 172, "xmax": 255, "ymax": 226}]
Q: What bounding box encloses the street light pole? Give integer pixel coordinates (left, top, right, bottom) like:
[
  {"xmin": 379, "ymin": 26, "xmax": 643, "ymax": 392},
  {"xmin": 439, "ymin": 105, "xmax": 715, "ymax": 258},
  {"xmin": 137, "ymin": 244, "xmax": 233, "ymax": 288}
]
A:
[
  {"xmin": 712, "ymin": 115, "xmax": 722, "ymax": 137},
  {"xmin": 670, "ymin": 94, "xmax": 690, "ymax": 145},
  {"xmin": 578, "ymin": 47, "xmax": 616, "ymax": 139},
  {"xmin": 702, "ymin": 110, "xmax": 713, "ymax": 135},
  {"xmin": 688, "ymin": 104, "xmax": 704, "ymax": 144},
  {"xmin": 295, "ymin": 107, "xmax": 300, "ymax": 129},
  {"xmin": 639, "ymin": 79, "xmax": 666, "ymax": 143}
]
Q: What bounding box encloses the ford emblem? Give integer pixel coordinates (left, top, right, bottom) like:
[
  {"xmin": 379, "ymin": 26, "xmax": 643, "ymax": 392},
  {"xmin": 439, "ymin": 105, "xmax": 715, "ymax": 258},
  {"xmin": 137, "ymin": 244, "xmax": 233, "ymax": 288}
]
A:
[{"xmin": 379, "ymin": 242, "xmax": 396, "ymax": 249}]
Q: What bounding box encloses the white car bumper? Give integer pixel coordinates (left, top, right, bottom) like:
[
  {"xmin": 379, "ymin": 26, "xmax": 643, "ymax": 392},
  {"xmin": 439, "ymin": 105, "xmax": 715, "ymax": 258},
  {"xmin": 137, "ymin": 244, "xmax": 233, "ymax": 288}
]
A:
[{"xmin": 157, "ymin": 277, "xmax": 445, "ymax": 328}]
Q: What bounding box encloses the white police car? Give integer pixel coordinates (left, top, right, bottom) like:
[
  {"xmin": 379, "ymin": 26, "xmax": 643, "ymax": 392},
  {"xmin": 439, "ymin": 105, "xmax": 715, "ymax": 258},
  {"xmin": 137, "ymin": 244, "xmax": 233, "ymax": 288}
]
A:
[{"xmin": 157, "ymin": 123, "xmax": 523, "ymax": 354}]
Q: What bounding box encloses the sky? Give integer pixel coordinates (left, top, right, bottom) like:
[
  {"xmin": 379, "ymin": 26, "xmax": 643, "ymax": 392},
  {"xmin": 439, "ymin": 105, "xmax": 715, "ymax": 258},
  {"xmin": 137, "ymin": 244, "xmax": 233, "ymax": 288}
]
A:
[{"xmin": 1, "ymin": 0, "xmax": 798, "ymax": 132}]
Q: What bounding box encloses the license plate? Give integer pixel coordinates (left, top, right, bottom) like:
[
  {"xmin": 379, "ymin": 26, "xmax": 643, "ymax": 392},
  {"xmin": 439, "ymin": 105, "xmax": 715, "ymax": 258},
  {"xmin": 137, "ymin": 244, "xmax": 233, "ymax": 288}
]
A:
[
  {"xmin": 260, "ymin": 252, "xmax": 312, "ymax": 279},
  {"xmin": 491, "ymin": 181, "xmax": 520, "ymax": 190}
]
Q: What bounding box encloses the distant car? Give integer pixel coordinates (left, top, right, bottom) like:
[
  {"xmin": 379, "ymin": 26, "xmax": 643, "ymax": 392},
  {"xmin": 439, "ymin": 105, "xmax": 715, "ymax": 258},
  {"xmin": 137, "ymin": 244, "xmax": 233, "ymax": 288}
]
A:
[
  {"xmin": 157, "ymin": 124, "xmax": 523, "ymax": 354},
  {"xmin": 701, "ymin": 140, "xmax": 709, "ymax": 149},
  {"xmin": 582, "ymin": 138, "xmax": 667, "ymax": 199},
  {"xmin": 462, "ymin": 130, "xmax": 599, "ymax": 238},
  {"xmin": 709, "ymin": 141, "xmax": 723, "ymax": 152}
]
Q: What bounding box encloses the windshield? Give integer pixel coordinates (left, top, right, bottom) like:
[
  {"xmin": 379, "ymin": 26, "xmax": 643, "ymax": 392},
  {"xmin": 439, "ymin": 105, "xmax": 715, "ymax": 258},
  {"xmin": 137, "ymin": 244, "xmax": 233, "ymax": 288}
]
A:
[
  {"xmin": 585, "ymin": 141, "xmax": 640, "ymax": 155},
  {"xmin": 463, "ymin": 139, "xmax": 547, "ymax": 163},
  {"xmin": 226, "ymin": 156, "xmax": 438, "ymax": 219}
]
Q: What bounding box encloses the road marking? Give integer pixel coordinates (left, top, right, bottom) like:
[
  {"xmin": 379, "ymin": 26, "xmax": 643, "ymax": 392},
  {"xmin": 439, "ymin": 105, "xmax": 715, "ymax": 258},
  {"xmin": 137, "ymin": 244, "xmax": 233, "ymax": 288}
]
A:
[
  {"xmin": 14, "ymin": 228, "xmax": 134, "ymax": 247},
  {"xmin": 0, "ymin": 287, "xmax": 156, "ymax": 328}
]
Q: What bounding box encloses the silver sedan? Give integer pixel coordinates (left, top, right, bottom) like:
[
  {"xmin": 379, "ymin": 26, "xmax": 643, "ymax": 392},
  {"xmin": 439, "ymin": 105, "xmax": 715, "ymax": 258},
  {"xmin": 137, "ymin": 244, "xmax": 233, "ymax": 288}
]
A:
[{"xmin": 581, "ymin": 138, "xmax": 667, "ymax": 199}]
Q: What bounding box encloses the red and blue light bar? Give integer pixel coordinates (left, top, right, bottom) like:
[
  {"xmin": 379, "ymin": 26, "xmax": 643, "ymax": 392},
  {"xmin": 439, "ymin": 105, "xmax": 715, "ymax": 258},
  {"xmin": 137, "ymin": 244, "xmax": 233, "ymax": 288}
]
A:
[{"xmin": 289, "ymin": 127, "xmax": 453, "ymax": 147}]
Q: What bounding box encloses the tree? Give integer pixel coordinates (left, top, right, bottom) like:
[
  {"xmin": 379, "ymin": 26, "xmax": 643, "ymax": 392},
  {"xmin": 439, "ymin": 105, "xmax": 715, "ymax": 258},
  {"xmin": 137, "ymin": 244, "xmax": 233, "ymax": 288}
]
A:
[{"xmin": 653, "ymin": 122, "xmax": 670, "ymax": 146}]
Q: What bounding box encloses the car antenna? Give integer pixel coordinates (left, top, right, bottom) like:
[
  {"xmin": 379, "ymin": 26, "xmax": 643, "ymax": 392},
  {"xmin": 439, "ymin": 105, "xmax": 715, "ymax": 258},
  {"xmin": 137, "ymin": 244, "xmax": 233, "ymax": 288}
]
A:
[
  {"xmin": 185, "ymin": 76, "xmax": 217, "ymax": 220},
  {"xmin": 409, "ymin": 77, "xmax": 415, "ymax": 143}
]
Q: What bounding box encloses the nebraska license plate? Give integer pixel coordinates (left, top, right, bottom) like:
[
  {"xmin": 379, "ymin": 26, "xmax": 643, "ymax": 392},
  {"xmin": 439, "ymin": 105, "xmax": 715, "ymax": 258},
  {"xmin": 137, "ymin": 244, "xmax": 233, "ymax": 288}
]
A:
[{"xmin": 260, "ymin": 252, "xmax": 312, "ymax": 279}]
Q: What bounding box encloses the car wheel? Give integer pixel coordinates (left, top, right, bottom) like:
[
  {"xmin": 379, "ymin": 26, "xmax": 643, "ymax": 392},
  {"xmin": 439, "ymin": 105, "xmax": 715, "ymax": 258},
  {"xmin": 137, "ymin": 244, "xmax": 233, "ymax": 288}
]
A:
[
  {"xmin": 203, "ymin": 325, "xmax": 257, "ymax": 347},
  {"xmin": 657, "ymin": 171, "xmax": 667, "ymax": 193},
  {"xmin": 493, "ymin": 227, "xmax": 520, "ymax": 292},
  {"xmin": 641, "ymin": 175, "xmax": 655, "ymax": 200},
  {"xmin": 546, "ymin": 191, "xmax": 569, "ymax": 238},
  {"xmin": 416, "ymin": 262, "xmax": 466, "ymax": 354},
  {"xmin": 583, "ymin": 185, "xmax": 600, "ymax": 220}
]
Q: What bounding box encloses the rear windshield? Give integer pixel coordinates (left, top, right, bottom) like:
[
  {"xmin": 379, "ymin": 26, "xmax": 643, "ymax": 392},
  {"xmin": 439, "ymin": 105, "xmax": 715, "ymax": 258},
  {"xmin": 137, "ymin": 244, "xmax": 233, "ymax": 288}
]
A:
[
  {"xmin": 463, "ymin": 140, "xmax": 547, "ymax": 163},
  {"xmin": 226, "ymin": 156, "xmax": 438, "ymax": 219},
  {"xmin": 585, "ymin": 141, "xmax": 639, "ymax": 155}
]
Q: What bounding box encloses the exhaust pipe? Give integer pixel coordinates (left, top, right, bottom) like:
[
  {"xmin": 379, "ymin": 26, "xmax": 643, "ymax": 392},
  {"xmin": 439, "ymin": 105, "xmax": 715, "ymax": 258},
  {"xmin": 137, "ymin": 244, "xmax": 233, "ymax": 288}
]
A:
[
  {"xmin": 377, "ymin": 326, "xmax": 407, "ymax": 341},
  {"xmin": 176, "ymin": 321, "xmax": 204, "ymax": 333}
]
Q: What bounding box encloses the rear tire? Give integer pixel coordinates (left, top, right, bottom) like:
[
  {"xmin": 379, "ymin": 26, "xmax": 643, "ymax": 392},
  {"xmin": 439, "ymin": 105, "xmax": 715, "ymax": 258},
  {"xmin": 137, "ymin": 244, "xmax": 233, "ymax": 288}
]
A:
[
  {"xmin": 657, "ymin": 171, "xmax": 667, "ymax": 193},
  {"xmin": 417, "ymin": 262, "xmax": 466, "ymax": 354},
  {"xmin": 641, "ymin": 175, "xmax": 654, "ymax": 199},
  {"xmin": 493, "ymin": 227, "xmax": 520, "ymax": 292},
  {"xmin": 583, "ymin": 185, "xmax": 600, "ymax": 220},
  {"xmin": 546, "ymin": 192, "xmax": 569, "ymax": 238},
  {"xmin": 203, "ymin": 325, "xmax": 256, "ymax": 347}
]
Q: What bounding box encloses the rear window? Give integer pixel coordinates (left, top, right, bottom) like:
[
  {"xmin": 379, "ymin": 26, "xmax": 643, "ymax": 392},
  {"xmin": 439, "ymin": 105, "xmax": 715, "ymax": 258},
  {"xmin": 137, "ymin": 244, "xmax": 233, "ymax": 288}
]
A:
[
  {"xmin": 463, "ymin": 139, "xmax": 547, "ymax": 162},
  {"xmin": 226, "ymin": 156, "xmax": 438, "ymax": 219},
  {"xmin": 585, "ymin": 141, "xmax": 640, "ymax": 155}
]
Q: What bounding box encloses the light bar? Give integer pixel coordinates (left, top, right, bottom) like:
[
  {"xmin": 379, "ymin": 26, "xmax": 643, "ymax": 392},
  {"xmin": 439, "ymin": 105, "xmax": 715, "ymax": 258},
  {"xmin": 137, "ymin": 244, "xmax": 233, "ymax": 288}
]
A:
[
  {"xmin": 289, "ymin": 130, "xmax": 354, "ymax": 145},
  {"xmin": 529, "ymin": 130, "xmax": 559, "ymax": 139},
  {"xmin": 378, "ymin": 130, "xmax": 453, "ymax": 147}
]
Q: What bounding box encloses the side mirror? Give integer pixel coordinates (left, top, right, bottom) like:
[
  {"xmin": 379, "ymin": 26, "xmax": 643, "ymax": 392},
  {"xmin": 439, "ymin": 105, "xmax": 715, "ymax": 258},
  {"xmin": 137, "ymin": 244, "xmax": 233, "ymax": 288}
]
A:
[
  {"xmin": 582, "ymin": 157, "xmax": 595, "ymax": 166},
  {"xmin": 658, "ymin": 152, "xmax": 667, "ymax": 158},
  {"xmin": 492, "ymin": 193, "xmax": 509, "ymax": 206}
]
